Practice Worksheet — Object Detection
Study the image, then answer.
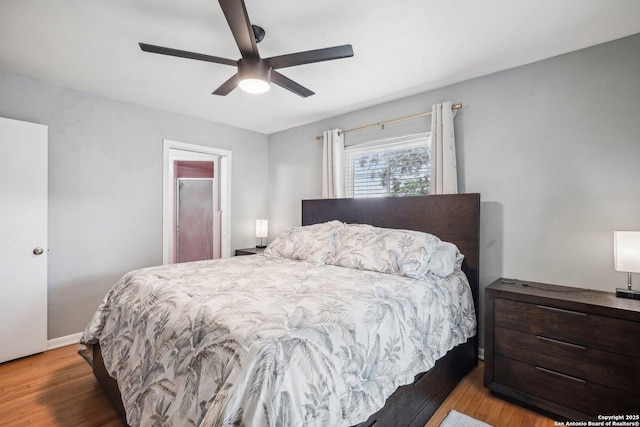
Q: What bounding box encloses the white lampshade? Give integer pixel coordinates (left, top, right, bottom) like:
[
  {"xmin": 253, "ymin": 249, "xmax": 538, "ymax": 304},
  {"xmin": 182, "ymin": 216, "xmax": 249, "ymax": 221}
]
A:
[
  {"xmin": 256, "ymin": 219, "xmax": 268, "ymax": 238},
  {"xmin": 614, "ymin": 231, "xmax": 640, "ymax": 273}
]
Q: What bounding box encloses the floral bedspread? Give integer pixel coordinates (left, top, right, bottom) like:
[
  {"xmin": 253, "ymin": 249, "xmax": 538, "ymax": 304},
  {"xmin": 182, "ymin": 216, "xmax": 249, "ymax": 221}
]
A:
[{"xmin": 79, "ymin": 255, "xmax": 476, "ymax": 427}]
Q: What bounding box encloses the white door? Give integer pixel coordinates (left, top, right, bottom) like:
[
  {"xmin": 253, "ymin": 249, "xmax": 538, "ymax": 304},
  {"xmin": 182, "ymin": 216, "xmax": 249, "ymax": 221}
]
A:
[{"xmin": 0, "ymin": 117, "xmax": 48, "ymax": 363}]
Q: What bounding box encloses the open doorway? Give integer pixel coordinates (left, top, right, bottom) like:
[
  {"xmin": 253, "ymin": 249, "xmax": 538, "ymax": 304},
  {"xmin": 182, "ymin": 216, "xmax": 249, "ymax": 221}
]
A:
[{"xmin": 163, "ymin": 140, "xmax": 232, "ymax": 264}]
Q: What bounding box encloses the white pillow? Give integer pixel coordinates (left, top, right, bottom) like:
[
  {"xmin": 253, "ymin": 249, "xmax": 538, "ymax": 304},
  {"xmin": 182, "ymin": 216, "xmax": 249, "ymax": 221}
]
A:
[
  {"xmin": 264, "ymin": 220, "xmax": 344, "ymax": 264},
  {"xmin": 329, "ymin": 224, "xmax": 441, "ymax": 278},
  {"xmin": 426, "ymin": 241, "xmax": 464, "ymax": 277}
]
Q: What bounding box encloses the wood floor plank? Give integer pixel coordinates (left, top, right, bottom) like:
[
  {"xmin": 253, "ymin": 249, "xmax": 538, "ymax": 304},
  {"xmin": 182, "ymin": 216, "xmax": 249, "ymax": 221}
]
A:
[
  {"xmin": 0, "ymin": 345, "xmax": 123, "ymax": 427},
  {"xmin": 1, "ymin": 345, "xmax": 559, "ymax": 426},
  {"xmin": 425, "ymin": 362, "xmax": 558, "ymax": 427}
]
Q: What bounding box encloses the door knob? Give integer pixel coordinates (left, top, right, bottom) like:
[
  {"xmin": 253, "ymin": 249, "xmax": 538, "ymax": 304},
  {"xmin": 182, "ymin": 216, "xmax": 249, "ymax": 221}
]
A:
[{"xmin": 33, "ymin": 247, "xmax": 44, "ymax": 255}]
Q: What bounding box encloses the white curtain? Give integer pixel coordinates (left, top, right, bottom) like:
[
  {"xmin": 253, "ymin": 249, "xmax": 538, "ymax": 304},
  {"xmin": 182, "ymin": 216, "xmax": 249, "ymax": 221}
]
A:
[
  {"xmin": 322, "ymin": 129, "xmax": 345, "ymax": 198},
  {"xmin": 429, "ymin": 101, "xmax": 458, "ymax": 194}
]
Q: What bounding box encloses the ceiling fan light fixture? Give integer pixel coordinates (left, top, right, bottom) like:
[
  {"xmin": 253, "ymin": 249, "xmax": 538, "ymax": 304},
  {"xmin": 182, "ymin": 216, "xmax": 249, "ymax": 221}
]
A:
[
  {"xmin": 238, "ymin": 58, "xmax": 271, "ymax": 94},
  {"xmin": 239, "ymin": 78, "xmax": 270, "ymax": 94}
]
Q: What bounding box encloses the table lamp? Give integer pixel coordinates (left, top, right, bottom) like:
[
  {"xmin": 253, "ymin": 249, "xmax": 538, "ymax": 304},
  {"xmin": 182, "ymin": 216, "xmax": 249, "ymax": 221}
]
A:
[
  {"xmin": 614, "ymin": 231, "xmax": 640, "ymax": 300},
  {"xmin": 256, "ymin": 219, "xmax": 268, "ymax": 248}
]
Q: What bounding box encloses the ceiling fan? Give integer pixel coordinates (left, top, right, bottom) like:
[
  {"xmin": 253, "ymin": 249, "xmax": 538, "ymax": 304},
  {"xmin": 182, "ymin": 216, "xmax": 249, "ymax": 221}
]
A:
[{"xmin": 139, "ymin": 0, "xmax": 354, "ymax": 97}]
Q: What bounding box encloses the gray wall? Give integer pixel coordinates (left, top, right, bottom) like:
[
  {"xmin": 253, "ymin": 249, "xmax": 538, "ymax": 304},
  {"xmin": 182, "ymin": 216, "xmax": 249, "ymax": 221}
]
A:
[
  {"xmin": 0, "ymin": 70, "xmax": 269, "ymax": 339},
  {"xmin": 269, "ymin": 33, "xmax": 640, "ymax": 344}
]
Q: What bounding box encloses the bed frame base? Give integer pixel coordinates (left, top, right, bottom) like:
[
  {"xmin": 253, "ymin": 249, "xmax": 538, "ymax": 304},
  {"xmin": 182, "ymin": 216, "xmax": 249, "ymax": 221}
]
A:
[{"xmin": 93, "ymin": 344, "xmax": 128, "ymax": 425}]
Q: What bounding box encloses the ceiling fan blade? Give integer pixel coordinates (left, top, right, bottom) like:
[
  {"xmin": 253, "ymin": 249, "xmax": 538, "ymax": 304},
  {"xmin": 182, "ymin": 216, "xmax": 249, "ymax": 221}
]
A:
[
  {"xmin": 212, "ymin": 74, "xmax": 240, "ymax": 96},
  {"xmin": 267, "ymin": 44, "xmax": 354, "ymax": 69},
  {"xmin": 271, "ymin": 71, "xmax": 314, "ymax": 98},
  {"xmin": 218, "ymin": 0, "xmax": 259, "ymax": 58},
  {"xmin": 139, "ymin": 43, "xmax": 236, "ymax": 66}
]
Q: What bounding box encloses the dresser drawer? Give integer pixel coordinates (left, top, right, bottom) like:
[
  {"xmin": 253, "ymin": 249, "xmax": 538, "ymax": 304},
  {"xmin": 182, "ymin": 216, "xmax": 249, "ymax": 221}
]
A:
[
  {"xmin": 494, "ymin": 326, "xmax": 640, "ymax": 395},
  {"xmin": 494, "ymin": 356, "xmax": 640, "ymax": 416},
  {"xmin": 495, "ymin": 298, "xmax": 640, "ymax": 358}
]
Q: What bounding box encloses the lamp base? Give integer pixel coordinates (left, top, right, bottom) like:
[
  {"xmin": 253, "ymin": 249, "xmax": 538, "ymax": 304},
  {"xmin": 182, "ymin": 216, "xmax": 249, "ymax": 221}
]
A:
[
  {"xmin": 615, "ymin": 287, "xmax": 640, "ymax": 300},
  {"xmin": 256, "ymin": 245, "xmax": 267, "ymax": 249}
]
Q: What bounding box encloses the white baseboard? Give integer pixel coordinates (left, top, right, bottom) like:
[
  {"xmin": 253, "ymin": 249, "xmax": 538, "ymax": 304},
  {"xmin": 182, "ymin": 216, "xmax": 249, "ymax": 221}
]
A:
[
  {"xmin": 478, "ymin": 347, "xmax": 484, "ymax": 361},
  {"xmin": 47, "ymin": 332, "xmax": 83, "ymax": 350}
]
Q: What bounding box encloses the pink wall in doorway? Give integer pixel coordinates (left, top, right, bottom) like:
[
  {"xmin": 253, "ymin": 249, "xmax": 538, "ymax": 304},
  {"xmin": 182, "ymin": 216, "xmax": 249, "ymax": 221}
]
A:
[{"xmin": 176, "ymin": 161, "xmax": 214, "ymax": 179}]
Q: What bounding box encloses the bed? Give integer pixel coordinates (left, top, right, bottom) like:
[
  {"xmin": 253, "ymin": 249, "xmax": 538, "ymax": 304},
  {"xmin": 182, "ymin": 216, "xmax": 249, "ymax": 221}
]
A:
[{"xmin": 80, "ymin": 193, "xmax": 480, "ymax": 427}]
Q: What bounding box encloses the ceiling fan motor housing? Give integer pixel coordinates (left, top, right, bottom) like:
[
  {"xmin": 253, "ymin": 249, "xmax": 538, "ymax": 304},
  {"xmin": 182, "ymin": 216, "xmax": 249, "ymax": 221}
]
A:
[
  {"xmin": 238, "ymin": 58, "xmax": 271, "ymax": 82},
  {"xmin": 237, "ymin": 58, "xmax": 272, "ymax": 93}
]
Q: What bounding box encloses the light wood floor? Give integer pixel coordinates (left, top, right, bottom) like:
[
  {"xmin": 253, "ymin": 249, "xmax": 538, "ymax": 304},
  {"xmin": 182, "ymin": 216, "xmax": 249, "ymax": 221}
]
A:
[
  {"xmin": 0, "ymin": 345, "xmax": 122, "ymax": 426},
  {"xmin": 426, "ymin": 361, "xmax": 557, "ymax": 427},
  {"xmin": 1, "ymin": 345, "xmax": 557, "ymax": 427}
]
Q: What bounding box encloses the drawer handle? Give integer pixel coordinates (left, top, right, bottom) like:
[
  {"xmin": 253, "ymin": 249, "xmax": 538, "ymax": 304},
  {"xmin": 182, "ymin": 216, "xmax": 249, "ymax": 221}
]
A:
[
  {"xmin": 536, "ymin": 335, "xmax": 586, "ymax": 350},
  {"xmin": 536, "ymin": 305, "xmax": 587, "ymax": 316},
  {"xmin": 535, "ymin": 366, "xmax": 586, "ymax": 383}
]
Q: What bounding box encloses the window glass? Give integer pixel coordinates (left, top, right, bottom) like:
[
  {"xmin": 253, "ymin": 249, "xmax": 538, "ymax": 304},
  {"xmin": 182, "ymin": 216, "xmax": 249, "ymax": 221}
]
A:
[{"xmin": 345, "ymin": 133, "xmax": 430, "ymax": 198}]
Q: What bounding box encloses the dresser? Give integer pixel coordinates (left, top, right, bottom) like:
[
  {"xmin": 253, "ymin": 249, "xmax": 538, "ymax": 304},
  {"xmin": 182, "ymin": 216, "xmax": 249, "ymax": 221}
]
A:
[{"xmin": 484, "ymin": 279, "xmax": 640, "ymax": 420}]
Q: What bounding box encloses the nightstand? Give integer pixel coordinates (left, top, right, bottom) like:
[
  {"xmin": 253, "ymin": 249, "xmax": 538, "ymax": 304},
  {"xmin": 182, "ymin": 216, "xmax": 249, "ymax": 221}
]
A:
[
  {"xmin": 234, "ymin": 247, "xmax": 265, "ymax": 256},
  {"xmin": 484, "ymin": 278, "xmax": 640, "ymax": 420}
]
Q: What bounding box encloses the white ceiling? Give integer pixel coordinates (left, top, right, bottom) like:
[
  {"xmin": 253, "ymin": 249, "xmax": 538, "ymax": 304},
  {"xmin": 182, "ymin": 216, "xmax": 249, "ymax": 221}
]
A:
[{"xmin": 1, "ymin": 1, "xmax": 640, "ymax": 134}]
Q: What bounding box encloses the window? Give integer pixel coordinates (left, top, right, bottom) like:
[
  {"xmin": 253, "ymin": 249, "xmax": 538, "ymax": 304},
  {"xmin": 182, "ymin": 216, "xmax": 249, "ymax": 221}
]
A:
[{"xmin": 345, "ymin": 133, "xmax": 430, "ymax": 198}]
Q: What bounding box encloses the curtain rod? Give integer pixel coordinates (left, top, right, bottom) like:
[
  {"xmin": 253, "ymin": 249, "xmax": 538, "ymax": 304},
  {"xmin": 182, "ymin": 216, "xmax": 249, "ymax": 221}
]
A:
[{"xmin": 314, "ymin": 103, "xmax": 462, "ymax": 141}]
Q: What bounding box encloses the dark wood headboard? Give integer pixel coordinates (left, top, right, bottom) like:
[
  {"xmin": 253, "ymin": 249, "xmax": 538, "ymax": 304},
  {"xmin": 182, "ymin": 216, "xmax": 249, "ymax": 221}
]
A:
[{"xmin": 302, "ymin": 193, "xmax": 481, "ymax": 352}]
